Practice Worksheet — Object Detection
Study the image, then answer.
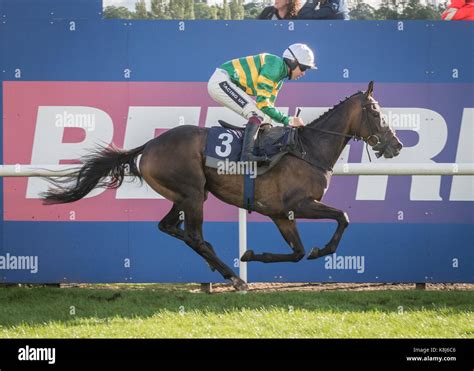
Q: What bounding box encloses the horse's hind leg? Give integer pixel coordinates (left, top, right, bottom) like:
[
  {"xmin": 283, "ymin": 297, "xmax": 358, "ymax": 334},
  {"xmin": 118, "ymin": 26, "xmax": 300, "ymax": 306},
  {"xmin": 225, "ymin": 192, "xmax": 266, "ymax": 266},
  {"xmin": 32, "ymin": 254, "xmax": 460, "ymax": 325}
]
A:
[
  {"xmin": 139, "ymin": 129, "xmax": 237, "ymax": 285},
  {"xmin": 159, "ymin": 203, "xmax": 217, "ymax": 264},
  {"xmin": 180, "ymin": 195, "xmax": 247, "ymax": 291},
  {"xmin": 158, "ymin": 204, "xmax": 185, "ymax": 240},
  {"xmin": 241, "ymin": 218, "xmax": 305, "ymax": 263}
]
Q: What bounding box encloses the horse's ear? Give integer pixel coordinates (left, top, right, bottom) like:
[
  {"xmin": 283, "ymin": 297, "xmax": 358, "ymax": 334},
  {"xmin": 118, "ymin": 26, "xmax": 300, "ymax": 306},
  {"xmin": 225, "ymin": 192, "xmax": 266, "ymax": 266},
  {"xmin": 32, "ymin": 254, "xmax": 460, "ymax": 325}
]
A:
[{"xmin": 366, "ymin": 81, "xmax": 374, "ymax": 97}]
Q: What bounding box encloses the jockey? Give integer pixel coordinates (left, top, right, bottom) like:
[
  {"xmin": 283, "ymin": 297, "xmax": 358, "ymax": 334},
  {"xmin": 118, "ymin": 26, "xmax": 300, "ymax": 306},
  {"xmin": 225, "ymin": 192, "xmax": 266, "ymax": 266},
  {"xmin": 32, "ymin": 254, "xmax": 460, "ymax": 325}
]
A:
[{"xmin": 208, "ymin": 43, "xmax": 317, "ymax": 163}]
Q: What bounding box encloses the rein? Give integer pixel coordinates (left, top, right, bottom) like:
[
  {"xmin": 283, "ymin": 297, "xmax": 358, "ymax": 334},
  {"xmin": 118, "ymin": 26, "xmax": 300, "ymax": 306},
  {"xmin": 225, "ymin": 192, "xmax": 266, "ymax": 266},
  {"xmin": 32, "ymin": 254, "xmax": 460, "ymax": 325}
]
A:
[{"xmin": 299, "ymin": 97, "xmax": 385, "ymax": 166}]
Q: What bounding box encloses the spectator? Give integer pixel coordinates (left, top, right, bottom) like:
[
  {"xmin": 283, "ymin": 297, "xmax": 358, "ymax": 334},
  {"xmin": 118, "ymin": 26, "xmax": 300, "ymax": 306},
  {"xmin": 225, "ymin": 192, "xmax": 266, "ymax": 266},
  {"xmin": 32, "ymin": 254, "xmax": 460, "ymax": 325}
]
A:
[
  {"xmin": 258, "ymin": 0, "xmax": 302, "ymax": 20},
  {"xmin": 297, "ymin": 0, "xmax": 350, "ymax": 20},
  {"xmin": 442, "ymin": 0, "xmax": 474, "ymax": 20}
]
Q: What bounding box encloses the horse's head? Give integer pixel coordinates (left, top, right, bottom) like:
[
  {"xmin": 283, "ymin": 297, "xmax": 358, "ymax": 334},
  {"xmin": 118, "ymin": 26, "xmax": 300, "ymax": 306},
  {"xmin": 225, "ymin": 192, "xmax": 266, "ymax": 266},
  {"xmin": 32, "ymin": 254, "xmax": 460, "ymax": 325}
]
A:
[{"xmin": 354, "ymin": 81, "xmax": 403, "ymax": 159}]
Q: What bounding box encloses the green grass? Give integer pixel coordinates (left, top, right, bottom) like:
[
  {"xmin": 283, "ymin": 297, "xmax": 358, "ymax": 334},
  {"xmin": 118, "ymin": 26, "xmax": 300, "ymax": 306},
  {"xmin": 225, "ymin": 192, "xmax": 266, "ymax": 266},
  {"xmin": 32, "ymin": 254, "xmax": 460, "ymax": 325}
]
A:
[{"xmin": 0, "ymin": 285, "xmax": 472, "ymax": 338}]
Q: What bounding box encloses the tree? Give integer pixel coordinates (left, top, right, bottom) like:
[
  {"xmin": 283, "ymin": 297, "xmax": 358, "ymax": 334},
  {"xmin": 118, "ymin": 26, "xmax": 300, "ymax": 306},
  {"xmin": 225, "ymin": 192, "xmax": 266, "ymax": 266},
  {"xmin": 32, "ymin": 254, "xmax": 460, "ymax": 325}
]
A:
[
  {"xmin": 151, "ymin": 0, "xmax": 168, "ymax": 19},
  {"xmin": 374, "ymin": 1, "xmax": 400, "ymax": 19},
  {"xmin": 244, "ymin": 2, "xmax": 266, "ymax": 19},
  {"xmin": 169, "ymin": 0, "xmax": 185, "ymax": 19},
  {"xmin": 184, "ymin": 0, "xmax": 195, "ymax": 19},
  {"xmin": 209, "ymin": 5, "xmax": 219, "ymax": 20},
  {"xmin": 349, "ymin": 2, "xmax": 376, "ymax": 20},
  {"xmin": 222, "ymin": 0, "xmax": 232, "ymax": 20},
  {"xmin": 194, "ymin": 2, "xmax": 212, "ymax": 19},
  {"xmin": 402, "ymin": 0, "xmax": 440, "ymax": 19},
  {"xmin": 369, "ymin": 0, "xmax": 442, "ymax": 20},
  {"xmin": 230, "ymin": 0, "xmax": 245, "ymax": 20},
  {"xmin": 103, "ymin": 6, "xmax": 132, "ymax": 19},
  {"xmin": 134, "ymin": 0, "xmax": 148, "ymax": 19}
]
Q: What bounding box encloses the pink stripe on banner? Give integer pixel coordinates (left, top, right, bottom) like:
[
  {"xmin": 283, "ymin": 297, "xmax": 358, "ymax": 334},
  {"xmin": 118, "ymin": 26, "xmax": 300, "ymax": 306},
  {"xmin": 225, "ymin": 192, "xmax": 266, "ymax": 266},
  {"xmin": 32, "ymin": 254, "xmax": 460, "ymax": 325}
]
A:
[
  {"xmin": 3, "ymin": 81, "xmax": 242, "ymax": 222},
  {"xmin": 3, "ymin": 81, "xmax": 472, "ymax": 223}
]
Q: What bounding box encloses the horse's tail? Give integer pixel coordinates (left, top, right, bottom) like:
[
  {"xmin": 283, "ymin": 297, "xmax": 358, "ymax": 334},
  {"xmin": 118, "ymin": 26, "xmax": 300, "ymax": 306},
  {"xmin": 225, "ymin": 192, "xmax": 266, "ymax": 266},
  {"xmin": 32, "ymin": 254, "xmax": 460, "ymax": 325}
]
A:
[{"xmin": 41, "ymin": 143, "xmax": 148, "ymax": 205}]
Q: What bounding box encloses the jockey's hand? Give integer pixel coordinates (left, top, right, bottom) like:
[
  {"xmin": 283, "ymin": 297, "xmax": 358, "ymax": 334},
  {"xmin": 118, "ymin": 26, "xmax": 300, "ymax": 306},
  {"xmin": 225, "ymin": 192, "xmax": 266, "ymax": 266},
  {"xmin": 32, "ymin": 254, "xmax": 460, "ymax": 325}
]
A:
[{"xmin": 289, "ymin": 116, "xmax": 305, "ymax": 127}]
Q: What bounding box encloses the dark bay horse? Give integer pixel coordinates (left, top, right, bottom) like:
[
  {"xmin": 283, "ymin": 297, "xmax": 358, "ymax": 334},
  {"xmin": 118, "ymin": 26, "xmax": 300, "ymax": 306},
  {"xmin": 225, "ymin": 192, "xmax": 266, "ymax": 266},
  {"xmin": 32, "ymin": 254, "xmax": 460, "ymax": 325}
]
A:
[{"xmin": 42, "ymin": 81, "xmax": 403, "ymax": 291}]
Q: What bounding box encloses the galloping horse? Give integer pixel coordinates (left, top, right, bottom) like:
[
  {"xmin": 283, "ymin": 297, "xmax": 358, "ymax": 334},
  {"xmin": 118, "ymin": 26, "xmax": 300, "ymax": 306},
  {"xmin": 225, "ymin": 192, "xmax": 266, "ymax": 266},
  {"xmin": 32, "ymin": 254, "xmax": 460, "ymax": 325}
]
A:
[{"xmin": 42, "ymin": 81, "xmax": 403, "ymax": 291}]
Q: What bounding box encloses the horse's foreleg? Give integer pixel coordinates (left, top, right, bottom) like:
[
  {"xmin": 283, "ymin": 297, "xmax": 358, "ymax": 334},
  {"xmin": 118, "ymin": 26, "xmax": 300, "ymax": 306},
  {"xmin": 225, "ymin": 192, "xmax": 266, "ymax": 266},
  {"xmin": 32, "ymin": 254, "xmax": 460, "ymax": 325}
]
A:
[
  {"xmin": 294, "ymin": 198, "xmax": 350, "ymax": 260},
  {"xmin": 241, "ymin": 218, "xmax": 305, "ymax": 263},
  {"xmin": 181, "ymin": 197, "xmax": 247, "ymax": 291}
]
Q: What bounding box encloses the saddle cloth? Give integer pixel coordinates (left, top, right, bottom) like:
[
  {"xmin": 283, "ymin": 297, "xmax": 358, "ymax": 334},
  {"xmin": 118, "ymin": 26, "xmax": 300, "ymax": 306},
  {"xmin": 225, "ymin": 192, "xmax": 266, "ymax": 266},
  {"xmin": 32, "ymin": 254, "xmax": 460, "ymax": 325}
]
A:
[{"xmin": 204, "ymin": 123, "xmax": 299, "ymax": 176}]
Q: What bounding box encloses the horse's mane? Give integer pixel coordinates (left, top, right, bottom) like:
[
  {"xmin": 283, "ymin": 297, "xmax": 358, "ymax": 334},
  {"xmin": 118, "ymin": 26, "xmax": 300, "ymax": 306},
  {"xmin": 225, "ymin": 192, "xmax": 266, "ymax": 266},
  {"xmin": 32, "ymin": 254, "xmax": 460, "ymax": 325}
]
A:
[{"xmin": 308, "ymin": 91, "xmax": 363, "ymax": 127}]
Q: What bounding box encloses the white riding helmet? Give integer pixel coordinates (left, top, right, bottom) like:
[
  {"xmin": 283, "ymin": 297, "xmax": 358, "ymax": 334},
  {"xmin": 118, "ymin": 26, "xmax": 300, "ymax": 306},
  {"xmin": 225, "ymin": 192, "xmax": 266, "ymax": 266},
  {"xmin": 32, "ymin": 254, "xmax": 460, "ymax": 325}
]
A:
[{"xmin": 282, "ymin": 43, "xmax": 317, "ymax": 70}]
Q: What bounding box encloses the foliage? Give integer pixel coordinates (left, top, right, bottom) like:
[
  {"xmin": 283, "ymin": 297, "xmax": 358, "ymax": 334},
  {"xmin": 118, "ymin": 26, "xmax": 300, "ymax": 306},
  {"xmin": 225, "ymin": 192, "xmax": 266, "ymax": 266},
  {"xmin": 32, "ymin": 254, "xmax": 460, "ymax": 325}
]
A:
[
  {"xmin": 102, "ymin": 0, "xmax": 446, "ymax": 20},
  {"xmin": 103, "ymin": 5, "xmax": 133, "ymax": 19},
  {"xmin": 347, "ymin": 0, "xmax": 446, "ymax": 20}
]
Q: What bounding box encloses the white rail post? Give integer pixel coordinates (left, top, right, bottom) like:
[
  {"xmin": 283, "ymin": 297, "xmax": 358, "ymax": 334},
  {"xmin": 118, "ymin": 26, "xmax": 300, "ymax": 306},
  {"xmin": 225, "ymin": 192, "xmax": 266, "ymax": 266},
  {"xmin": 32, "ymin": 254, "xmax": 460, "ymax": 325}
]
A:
[{"xmin": 238, "ymin": 208, "xmax": 248, "ymax": 283}]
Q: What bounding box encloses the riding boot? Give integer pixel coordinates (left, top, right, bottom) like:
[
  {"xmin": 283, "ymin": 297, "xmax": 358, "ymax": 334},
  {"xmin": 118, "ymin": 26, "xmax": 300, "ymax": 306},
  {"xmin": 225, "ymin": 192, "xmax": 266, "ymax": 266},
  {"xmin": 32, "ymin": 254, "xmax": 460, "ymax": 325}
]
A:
[{"xmin": 240, "ymin": 116, "xmax": 269, "ymax": 163}]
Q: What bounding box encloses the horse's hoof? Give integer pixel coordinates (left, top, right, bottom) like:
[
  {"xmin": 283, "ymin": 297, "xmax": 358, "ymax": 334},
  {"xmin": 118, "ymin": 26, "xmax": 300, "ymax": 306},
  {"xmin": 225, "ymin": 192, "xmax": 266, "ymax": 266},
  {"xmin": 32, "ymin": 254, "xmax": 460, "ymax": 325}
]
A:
[
  {"xmin": 307, "ymin": 247, "xmax": 321, "ymax": 260},
  {"xmin": 207, "ymin": 264, "xmax": 216, "ymax": 272},
  {"xmin": 240, "ymin": 250, "xmax": 254, "ymax": 262},
  {"xmin": 230, "ymin": 277, "xmax": 248, "ymax": 292}
]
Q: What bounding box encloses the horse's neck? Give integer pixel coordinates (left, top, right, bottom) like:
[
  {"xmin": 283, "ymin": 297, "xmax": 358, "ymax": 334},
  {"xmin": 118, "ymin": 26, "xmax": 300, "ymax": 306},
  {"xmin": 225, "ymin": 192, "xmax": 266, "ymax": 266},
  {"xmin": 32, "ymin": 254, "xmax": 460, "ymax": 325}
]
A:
[{"xmin": 302, "ymin": 104, "xmax": 355, "ymax": 171}]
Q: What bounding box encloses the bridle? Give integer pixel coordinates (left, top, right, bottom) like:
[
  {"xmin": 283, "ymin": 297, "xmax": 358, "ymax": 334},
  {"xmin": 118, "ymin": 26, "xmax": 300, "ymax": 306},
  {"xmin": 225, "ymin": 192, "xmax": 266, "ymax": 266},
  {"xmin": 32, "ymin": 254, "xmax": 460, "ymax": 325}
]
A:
[
  {"xmin": 302, "ymin": 95, "xmax": 394, "ymax": 161},
  {"xmin": 305, "ymin": 96, "xmax": 379, "ymax": 142}
]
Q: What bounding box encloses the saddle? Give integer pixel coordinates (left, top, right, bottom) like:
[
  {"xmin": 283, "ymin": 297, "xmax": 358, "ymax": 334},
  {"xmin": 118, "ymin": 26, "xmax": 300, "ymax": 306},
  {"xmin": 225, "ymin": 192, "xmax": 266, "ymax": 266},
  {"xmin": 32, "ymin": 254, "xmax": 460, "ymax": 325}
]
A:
[
  {"xmin": 204, "ymin": 120, "xmax": 304, "ymax": 212},
  {"xmin": 204, "ymin": 120, "xmax": 301, "ymax": 176}
]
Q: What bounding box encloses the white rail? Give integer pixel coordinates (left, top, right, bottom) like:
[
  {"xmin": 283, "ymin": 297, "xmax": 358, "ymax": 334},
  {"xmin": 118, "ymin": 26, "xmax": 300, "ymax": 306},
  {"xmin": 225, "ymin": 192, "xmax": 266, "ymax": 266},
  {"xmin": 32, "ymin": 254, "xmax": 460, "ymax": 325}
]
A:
[
  {"xmin": 1, "ymin": 163, "xmax": 474, "ymax": 177},
  {"xmin": 333, "ymin": 163, "xmax": 474, "ymax": 176}
]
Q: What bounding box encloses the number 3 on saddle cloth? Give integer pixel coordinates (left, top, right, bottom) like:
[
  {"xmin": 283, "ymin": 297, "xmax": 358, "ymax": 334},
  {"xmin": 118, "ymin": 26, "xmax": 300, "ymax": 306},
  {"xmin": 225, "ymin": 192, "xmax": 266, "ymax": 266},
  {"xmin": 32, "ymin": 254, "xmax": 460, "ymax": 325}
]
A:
[{"xmin": 204, "ymin": 121, "xmax": 301, "ymax": 212}]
